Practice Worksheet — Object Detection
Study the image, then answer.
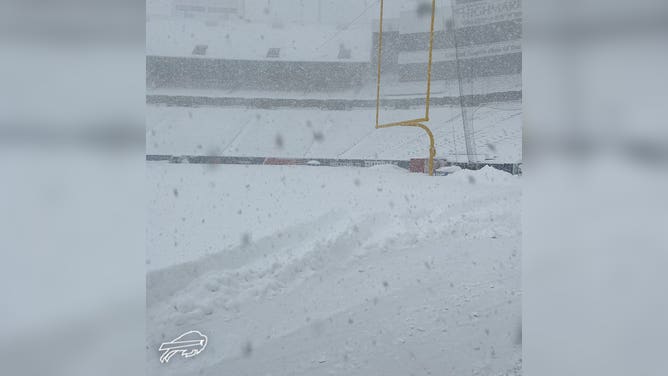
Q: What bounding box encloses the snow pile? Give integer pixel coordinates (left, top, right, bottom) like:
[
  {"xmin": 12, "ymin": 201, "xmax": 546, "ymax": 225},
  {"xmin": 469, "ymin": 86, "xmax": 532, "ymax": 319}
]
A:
[
  {"xmin": 436, "ymin": 165, "xmax": 462, "ymax": 174},
  {"xmin": 472, "ymin": 165, "xmax": 517, "ymax": 184},
  {"xmin": 147, "ymin": 164, "xmax": 521, "ymax": 375},
  {"xmin": 447, "ymin": 165, "xmax": 517, "ymax": 185}
]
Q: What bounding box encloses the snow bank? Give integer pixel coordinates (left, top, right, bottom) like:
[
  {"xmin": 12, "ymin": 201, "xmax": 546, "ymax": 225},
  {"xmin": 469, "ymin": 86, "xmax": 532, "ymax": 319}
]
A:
[
  {"xmin": 446, "ymin": 165, "xmax": 517, "ymax": 185},
  {"xmin": 436, "ymin": 165, "xmax": 462, "ymax": 174},
  {"xmin": 366, "ymin": 164, "xmax": 409, "ymax": 173}
]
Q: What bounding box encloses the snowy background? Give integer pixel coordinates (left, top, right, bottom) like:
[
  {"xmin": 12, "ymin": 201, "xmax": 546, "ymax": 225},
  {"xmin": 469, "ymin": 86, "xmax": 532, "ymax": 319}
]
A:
[{"xmin": 2, "ymin": 1, "xmax": 666, "ymax": 376}]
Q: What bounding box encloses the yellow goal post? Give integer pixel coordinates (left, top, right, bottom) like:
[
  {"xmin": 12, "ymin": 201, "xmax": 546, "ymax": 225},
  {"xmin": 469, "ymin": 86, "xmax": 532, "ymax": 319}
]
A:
[{"xmin": 375, "ymin": 0, "xmax": 438, "ymax": 175}]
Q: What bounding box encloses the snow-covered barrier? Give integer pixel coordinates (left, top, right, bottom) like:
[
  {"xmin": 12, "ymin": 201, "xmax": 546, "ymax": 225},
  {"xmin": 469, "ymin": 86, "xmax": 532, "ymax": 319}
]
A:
[{"xmin": 145, "ymin": 154, "xmax": 521, "ymax": 175}]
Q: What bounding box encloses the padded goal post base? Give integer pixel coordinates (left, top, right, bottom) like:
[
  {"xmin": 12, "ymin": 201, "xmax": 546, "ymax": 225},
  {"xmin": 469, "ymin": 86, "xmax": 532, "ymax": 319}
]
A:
[{"xmin": 409, "ymin": 158, "xmax": 448, "ymax": 174}]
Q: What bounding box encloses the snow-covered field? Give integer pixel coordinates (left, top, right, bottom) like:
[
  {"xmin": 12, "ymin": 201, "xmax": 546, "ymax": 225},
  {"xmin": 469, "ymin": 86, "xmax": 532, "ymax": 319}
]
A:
[
  {"xmin": 147, "ymin": 103, "xmax": 522, "ymax": 163},
  {"xmin": 147, "ymin": 163, "xmax": 521, "ymax": 375}
]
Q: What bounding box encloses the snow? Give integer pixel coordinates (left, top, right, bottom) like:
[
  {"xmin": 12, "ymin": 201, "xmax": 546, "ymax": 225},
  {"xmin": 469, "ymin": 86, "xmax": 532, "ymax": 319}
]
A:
[
  {"xmin": 367, "ymin": 164, "xmax": 410, "ymax": 173},
  {"xmin": 437, "ymin": 165, "xmax": 462, "ymax": 174},
  {"xmin": 146, "ymin": 163, "xmax": 521, "ymax": 375},
  {"xmin": 449, "ymin": 165, "xmax": 518, "ymax": 185},
  {"xmin": 146, "ymin": 102, "xmax": 522, "ymax": 163}
]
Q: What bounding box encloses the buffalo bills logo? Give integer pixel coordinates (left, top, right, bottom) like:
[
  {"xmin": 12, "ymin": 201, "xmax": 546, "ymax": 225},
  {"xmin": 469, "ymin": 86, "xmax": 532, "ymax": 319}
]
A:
[{"xmin": 159, "ymin": 330, "xmax": 208, "ymax": 364}]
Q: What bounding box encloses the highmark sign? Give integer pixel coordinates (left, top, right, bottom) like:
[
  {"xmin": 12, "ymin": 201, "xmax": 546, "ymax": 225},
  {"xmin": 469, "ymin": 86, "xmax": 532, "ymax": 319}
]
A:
[{"xmin": 453, "ymin": 0, "xmax": 522, "ymax": 28}]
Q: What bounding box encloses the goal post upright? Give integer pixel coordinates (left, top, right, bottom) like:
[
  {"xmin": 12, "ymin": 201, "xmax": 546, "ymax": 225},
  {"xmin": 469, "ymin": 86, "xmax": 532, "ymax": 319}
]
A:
[{"xmin": 375, "ymin": 0, "xmax": 438, "ymax": 176}]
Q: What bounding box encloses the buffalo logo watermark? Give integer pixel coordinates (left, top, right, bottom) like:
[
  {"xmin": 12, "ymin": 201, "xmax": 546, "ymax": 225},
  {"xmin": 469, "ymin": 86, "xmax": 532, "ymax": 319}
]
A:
[{"xmin": 159, "ymin": 330, "xmax": 208, "ymax": 364}]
